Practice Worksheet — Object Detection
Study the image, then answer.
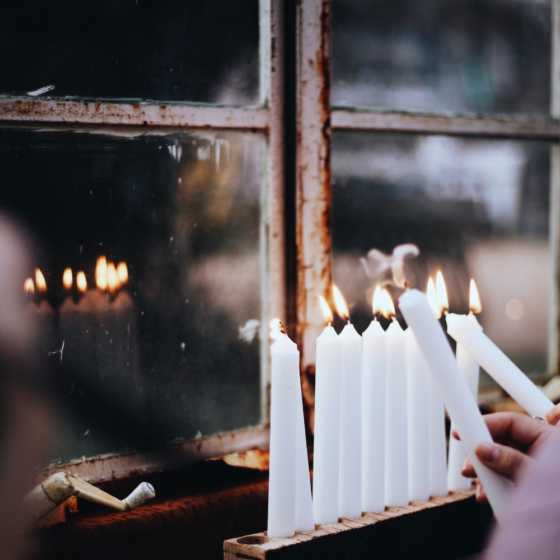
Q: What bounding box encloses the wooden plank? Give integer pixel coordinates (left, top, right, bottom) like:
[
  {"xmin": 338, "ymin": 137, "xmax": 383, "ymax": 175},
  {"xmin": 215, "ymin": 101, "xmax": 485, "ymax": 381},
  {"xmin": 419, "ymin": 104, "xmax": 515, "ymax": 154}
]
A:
[{"xmin": 224, "ymin": 490, "xmax": 493, "ymax": 560}]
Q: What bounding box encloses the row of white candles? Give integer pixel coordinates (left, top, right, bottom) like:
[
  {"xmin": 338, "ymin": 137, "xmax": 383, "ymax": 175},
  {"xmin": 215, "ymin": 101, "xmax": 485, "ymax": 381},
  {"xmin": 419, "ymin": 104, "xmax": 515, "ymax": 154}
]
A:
[
  {"xmin": 24, "ymin": 257, "xmax": 129, "ymax": 297},
  {"xmin": 268, "ymin": 273, "xmax": 555, "ymax": 536}
]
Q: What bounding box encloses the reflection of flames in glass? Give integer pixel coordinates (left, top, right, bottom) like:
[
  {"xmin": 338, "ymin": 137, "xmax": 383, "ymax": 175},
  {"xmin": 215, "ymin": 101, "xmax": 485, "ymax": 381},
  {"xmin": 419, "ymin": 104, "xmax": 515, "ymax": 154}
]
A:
[
  {"xmin": 96, "ymin": 256, "xmax": 108, "ymax": 291},
  {"xmin": 332, "ymin": 285, "xmax": 349, "ymax": 320},
  {"xmin": 319, "ymin": 296, "xmax": 333, "ymax": 324},
  {"xmin": 107, "ymin": 262, "xmax": 121, "ymax": 294},
  {"xmin": 427, "ymin": 278, "xmax": 440, "ymax": 319},
  {"xmin": 470, "ymin": 279, "xmax": 482, "ymax": 314},
  {"xmin": 117, "ymin": 262, "xmax": 128, "ymax": 285},
  {"xmin": 436, "ymin": 271, "xmax": 448, "ymax": 314},
  {"xmin": 76, "ymin": 271, "xmax": 87, "ymax": 293},
  {"xmin": 380, "ymin": 289, "xmax": 395, "ymax": 319},
  {"xmin": 35, "ymin": 268, "xmax": 47, "ymax": 292},
  {"xmin": 63, "ymin": 268, "xmax": 73, "ymax": 290},
  {"xmin": 24, "ymin": 278, "xmax": 35, "ymax": 295}
]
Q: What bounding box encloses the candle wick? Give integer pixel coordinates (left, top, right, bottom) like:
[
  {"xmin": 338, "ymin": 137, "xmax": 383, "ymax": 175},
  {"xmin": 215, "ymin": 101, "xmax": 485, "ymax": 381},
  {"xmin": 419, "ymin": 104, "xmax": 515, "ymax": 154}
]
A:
[
  {"xmin": 328, "ymin": 321, "xmax": 331, "ymax": 327},
  {"xmin": 347, "ymin": 319, "xmax": 350, "ymax": 324}
]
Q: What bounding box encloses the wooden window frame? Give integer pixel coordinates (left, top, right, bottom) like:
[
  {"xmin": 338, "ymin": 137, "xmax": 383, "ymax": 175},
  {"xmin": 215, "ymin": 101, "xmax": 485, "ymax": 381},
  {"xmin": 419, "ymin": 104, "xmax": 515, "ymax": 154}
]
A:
[{"xmin": 4, "ymin": 0, "xmax": 559, "ymax": 484}]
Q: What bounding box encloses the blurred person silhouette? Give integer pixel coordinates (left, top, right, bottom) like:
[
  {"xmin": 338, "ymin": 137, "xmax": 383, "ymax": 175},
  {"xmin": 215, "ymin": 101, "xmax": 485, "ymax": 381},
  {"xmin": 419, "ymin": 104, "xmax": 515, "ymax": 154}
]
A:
[{"xmin": 0, "ymin": 216, "xmax": 54, "ymax": 560}]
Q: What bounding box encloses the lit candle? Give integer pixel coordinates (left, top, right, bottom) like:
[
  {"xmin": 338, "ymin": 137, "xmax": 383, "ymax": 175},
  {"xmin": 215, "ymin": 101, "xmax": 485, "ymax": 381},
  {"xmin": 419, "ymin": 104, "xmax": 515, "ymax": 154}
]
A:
[
  {"xmin": 448, "ymin": 279, "xmax": 482, "ymax": 491},
  {"xmin": 361, "ymin": 287, "xmax": 386, "ymax": 513},
  {"xmin": 268, "ymin": 323, "xmax": 298, "ymax": 538},
  {"xmin": 399, "ymin": 289, "xmax": 510, "ymax": 521},
  {"xmin": 333, "ymin": 285, "xmax": 362, "ymax": 520},
  {"xmin": 313, "ymin": 297, "xmax": 342, "ymax": 525},
  {"xmin": 426, "ymin": 278, "xmax": 448, "ymax": 497},
  {"xmin": 384, "ymin": 291, "xmax": 409, "ymax": 507},
  {"xmin": 446, "ymin": 309, "xmax": 553, "ymax": 419},
  {"xmin": 406, "ymin": 328, "xmax": 430, "ymax": 502}
]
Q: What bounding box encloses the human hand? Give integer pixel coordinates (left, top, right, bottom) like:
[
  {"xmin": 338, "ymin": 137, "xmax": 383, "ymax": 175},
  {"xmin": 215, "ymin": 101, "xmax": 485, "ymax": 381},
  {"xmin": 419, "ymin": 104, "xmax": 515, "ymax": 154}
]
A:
[
  {"xmin": 544, "ymin": 403, "xmax": 560, "ymax": 426},
  {"xmin": 453, "ymin": 412, "xmax": 555, "ymax": 504}
]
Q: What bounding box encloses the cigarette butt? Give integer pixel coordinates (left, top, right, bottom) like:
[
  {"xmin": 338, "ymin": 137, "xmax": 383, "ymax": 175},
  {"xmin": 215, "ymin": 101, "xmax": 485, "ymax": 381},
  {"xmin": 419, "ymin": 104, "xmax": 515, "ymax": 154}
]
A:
[{"xmin": 123, "ymin": 482, "xmax": 156, "ymax": 510}]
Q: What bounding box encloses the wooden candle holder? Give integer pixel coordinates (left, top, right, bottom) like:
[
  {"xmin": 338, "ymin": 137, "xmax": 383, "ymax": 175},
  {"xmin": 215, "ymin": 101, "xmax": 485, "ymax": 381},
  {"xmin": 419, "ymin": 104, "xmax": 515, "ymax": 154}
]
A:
[{"xmin": 225, "ymin": 490, "xmax": 493, "ymax": 560}]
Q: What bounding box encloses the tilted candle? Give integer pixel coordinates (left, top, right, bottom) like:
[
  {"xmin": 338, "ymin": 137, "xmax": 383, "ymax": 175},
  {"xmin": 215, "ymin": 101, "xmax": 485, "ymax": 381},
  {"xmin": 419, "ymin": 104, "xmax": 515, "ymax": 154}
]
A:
[
  {"xmin": 446, "ymin": 314, "xmax": 553, "ymax": 418},
  {"xmin": 448, "ymin": 312, "xmax": 482, "ymax": 491},
  {"xmin": 399, "ymin": 289, "xmax": 510, "ymax": 522}
]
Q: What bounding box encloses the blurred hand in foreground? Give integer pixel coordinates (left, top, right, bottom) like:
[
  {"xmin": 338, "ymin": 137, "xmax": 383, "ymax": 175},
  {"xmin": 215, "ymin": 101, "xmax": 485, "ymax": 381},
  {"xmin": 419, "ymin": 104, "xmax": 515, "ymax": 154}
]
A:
[{"xmin": 454, "ymin": 412, "xmax": 556, "ymax": 503}]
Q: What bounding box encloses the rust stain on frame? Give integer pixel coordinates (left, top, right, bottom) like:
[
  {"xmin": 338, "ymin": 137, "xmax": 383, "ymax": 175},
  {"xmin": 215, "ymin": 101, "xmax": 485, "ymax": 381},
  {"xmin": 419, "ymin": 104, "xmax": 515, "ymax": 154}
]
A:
[
  {"xmin": 0, "ymin": 98, "xmax": 270, "ymax": 130},
  {"xmin": 296, "ymin": 0, "xmax": 332, "ymax": 369}
]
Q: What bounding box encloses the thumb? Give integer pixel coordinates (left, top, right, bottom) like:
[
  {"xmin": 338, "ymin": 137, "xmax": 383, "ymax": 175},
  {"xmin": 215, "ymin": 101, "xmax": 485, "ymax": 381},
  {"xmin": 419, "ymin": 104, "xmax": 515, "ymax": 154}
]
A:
[{"xmin": 475, "ymin": 441, "xmax": 531, "ymax": 481}]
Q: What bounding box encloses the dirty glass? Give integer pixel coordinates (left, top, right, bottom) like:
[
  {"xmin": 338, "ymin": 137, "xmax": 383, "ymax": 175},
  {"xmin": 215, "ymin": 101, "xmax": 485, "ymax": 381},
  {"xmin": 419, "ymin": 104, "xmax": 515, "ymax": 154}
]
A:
[
  {"xmin": 332, "ymin": 132, "xmax": 551, "ymax": 384},
  {"xmin": 332, "ymin": 0, "xmax": 551, "ymax": 115},
  {"xmin": 0, "ymin": 127, "xmax": 265, "ymax": 465},
  {"xmin": 0, "ymin": 0, "xmax": 259, "ymax": 105}
]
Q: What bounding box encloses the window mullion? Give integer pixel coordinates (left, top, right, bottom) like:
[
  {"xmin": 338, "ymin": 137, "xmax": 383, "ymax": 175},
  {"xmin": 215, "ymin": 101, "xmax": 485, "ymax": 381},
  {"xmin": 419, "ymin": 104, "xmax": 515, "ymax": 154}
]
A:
[{"xmin": 296, "ymin": 0, "xmax": 332, "ymax": 370}]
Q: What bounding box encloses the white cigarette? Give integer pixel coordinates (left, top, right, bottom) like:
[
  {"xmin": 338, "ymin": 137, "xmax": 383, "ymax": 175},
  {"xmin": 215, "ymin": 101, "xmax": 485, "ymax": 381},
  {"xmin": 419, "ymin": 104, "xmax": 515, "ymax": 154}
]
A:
[{"xmin": 25, "ymin": 473, "xmax": 156, "ymax": 523}]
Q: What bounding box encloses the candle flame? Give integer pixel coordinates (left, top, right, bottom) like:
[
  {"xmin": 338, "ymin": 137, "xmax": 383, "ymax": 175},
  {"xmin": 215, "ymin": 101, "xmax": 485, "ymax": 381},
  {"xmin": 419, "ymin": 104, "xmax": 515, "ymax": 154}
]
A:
[
  {"xmin": 117, "ymin": 262, "xmax": 128, "ymax": 285},
  {"xmin": 319, "ymin": 295, "xmax": 333, "ymax": 324},
  {"xmin": 96, "ymin": 256, "xmax": 108, "ymax": 291},
  {"xmin": 269, "ymin": 318, "xmax": 286, "ymax": 340},
  {"xmin": 24, "ymin": 278, "xmax": 35, "ymax": 295},
  {"xmin": 436, "ymin": 271, "xmax": 448, "ymax": 313},
  {"xmin": 76, "ymin": 271, "xmax": 87, "ymax": 293},
  {"xmin": 380, "ymin": 289, "xmax": 395, "ymax": 319},
  {"xmin": 332, "ymin": 285, "xmax": 349, "ymax": 320},
  {"xmin": 107, "ymin": 262, "xmax": 121, "ymax": 294},
  {"xmin": 372, "ymin": 286, "xmax": 383, "ymax": 316},
  {"xmin": 63, "ymin": 268, "xmax": 73, "ymax": 290},
  {"xmin": 35, "ymin": 268, "xmax": 47, "ymax": 292},
  {"xmin": 469, "ymin": 279, "xmax": 482, "ymax": 314},
  {"xmin": 427, "ymin": 278, "xmax": 441, "ymax": 319}
]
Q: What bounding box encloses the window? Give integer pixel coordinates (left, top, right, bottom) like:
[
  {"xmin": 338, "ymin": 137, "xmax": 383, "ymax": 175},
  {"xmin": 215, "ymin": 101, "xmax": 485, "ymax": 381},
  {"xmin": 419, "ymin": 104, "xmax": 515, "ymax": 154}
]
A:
[{"xmin": 3, "ymin": 0, "xmax": 558, "ymax": 482}]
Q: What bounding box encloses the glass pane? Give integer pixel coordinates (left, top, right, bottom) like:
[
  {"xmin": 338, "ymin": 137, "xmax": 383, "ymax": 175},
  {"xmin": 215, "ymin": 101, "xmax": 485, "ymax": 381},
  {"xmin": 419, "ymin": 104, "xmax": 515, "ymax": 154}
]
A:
[
  {"xmin": 0, "ymin": 0, "xmax": 259, "ymax": 105},
  {"xmin": 333, "ymin": 132, "xmax": 550, "ymax": 384},
  {"xmin": 0, "ymin": 127, "xmax": 265, "ymax": 465},
  {"xmin": 332, "ymin": 0, "xmax": 551, "ymax": 115}
]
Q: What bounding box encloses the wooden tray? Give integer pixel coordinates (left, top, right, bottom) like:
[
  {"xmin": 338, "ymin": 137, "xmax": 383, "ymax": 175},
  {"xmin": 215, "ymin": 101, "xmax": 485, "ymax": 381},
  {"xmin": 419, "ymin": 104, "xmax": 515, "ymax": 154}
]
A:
[{"xmin": 224, "ymin": 490, "xmax": 493, "ymax": 560}]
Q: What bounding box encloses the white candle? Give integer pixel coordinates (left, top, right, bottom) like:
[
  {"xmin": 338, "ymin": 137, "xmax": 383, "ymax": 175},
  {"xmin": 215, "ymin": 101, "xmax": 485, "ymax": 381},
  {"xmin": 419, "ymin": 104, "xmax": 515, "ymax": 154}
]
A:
[
  {"xmin": 399, "ymin": 289, "xmax": 510, "ymax": 521},
  {"xmin": 295, "ymin": 365, "xmax": 315, "ymax": 532},
  {"xmin": 385, "ymin": 316, "xmax": 409, "ymax": 507},
  {"xmin": 406, "ymin": 329, "xmax": 430, "ymax": 502},
  {"xmin": 428, "ymin": 369, "xmax": 448, "ymax": 496},
  {"xmin": 313, "ymin": 300, "xmax": 342, "ymax": 525},
  {"xmin": 361, "ymin": 315, "xmax": 386, "ymax": 513},
  {"xmin": 427, "ymin": 275, "xmax": 448, "ymax": 497},
  {"xmin": 446, "ymin": 314, "xmax": 553, "ymax": 418},
  {"xmin": 448, "ymin": 312, "xmax": 482, "ymax": 491},
  {"xmin": 338, "ymin": 322, "xmax": 362, "ymax": 519},
  {"xmin": 268, "ymin": 333, "xmax": 298, "ymax": 537}
]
